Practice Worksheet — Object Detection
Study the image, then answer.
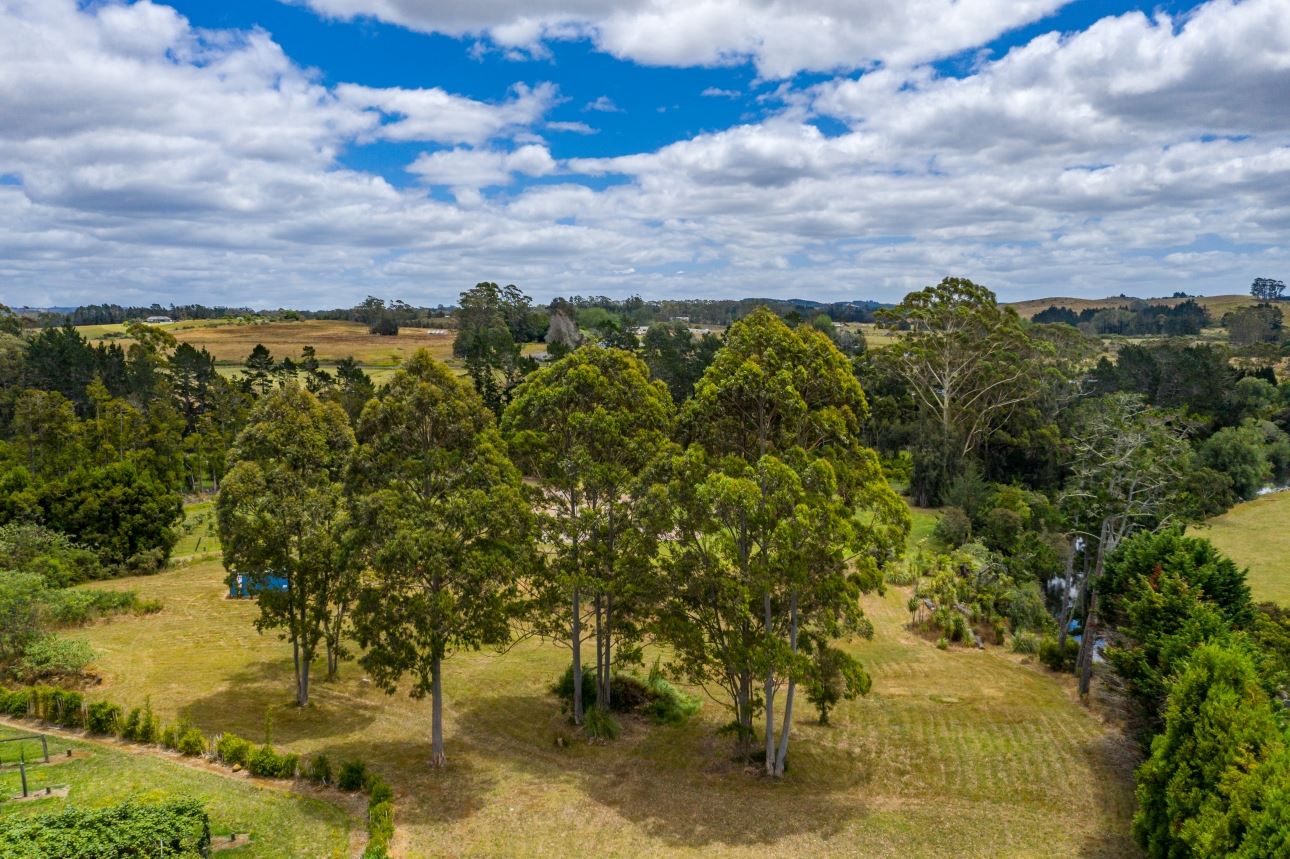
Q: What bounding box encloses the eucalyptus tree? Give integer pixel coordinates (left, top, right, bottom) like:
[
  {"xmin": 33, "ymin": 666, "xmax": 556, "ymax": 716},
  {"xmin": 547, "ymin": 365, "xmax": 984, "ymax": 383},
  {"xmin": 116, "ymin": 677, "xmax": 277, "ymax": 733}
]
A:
[
  {"xmin": 661, "ymin": 308, "xmax": 907, "ymax": 775},
  {"xmin": 877, "ymin": 277, "xmax": 1051, "ymax": 504},
  {"xmin": 501, "ymin": 345, "xmax": 674, "ymax": 725},
  {"xmin": 217, "ymin": 384, "xmax": 355, "ymax": 707},
  {"xmin": 347, "ymin": 350, "xmax": 532, "ymax": 767}
]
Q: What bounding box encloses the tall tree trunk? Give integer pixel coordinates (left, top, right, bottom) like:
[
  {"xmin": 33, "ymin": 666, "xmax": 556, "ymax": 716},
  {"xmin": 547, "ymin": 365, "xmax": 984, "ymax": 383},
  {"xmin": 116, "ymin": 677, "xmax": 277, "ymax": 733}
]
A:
[
  {"xmin": 594, "ymin": 593, "xmax": 605, "ymax": 711},
  {"xmin": 299, "ymin": 652, "xmax": 311, "ymax": 708},
  {"xmin": 291, "ymin": 638, "xmax": 303, "ymax": 707},
  {"xmin": 1077, "ymin": 591, "xmax": 1099, "ymax": 698},
  {"xmin": 602, "ymin": 593, "xmax": 612, "ymax": 711},
  {"xmin": 1057, "ymin": 542, "xmax": 1075, "ymax": 650},
  {"xmin": 763, "ymin": 591, "xmax": 776, "ymax": 776},
  {"xmin": 571, "ymin": 587, "xmax": 584, "ymax": 726},
  {"xmin": 773, "ymin": 592, "xmax": 799, "ymax": 777},
  {"xmin": 430, "ymin": 650, "xmax": 445, "ymax": 767},
  {"xmin": 736, "ymin": 669, "xmax": 753, "ymax": 758}
]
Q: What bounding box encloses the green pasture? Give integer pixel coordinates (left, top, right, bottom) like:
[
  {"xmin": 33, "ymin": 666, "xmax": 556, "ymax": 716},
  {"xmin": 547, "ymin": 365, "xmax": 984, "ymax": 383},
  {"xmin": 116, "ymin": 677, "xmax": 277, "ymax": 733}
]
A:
[{"xmin": 0, "ymin": 724, "xmax": 351, "ymax": 858}]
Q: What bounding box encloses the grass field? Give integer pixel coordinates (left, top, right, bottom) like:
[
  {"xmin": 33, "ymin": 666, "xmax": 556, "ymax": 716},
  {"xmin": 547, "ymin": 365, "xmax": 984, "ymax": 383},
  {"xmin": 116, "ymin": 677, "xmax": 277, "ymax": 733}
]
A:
[
  {"xmin": 80, "ymin": 318, "xmax": 457, "ymax": 369},
  {"xmin": 172, "ymin": 499, "xmax": 222, "ymax": 559},
  {"xmin": 75, "ymin": 550, "xmax": 1139, "ymax": 858},
  {"xmin": 1197, "ymin": 491, "xmax": 1290, "ymax": 605},
  {"xmin": 1007, "ymin": 294, "xmax": 1258, "ymax": 321},
  {"xmin": 0, "ymin": 724, "xmax": 353, "ymax": 857}
]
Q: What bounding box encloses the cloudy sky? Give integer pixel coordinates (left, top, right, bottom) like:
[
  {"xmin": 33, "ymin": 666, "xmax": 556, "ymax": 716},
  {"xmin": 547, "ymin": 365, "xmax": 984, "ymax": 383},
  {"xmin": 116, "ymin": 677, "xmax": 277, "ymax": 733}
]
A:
[{"xmin": 0, "ymin": 0, "xmax": 1287, "ymax": 309}]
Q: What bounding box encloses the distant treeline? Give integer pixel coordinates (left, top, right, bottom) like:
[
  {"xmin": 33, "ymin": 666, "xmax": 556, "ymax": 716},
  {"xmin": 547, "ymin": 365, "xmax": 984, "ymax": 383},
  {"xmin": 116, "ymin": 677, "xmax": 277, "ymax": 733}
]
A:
[
  {"xmin": 1032, "ymin": 299, "xmax": 1209, "ymax": 336},
  {"xmin": 27, "ymin": 303, "xmax": 255, "ymax": 327}
]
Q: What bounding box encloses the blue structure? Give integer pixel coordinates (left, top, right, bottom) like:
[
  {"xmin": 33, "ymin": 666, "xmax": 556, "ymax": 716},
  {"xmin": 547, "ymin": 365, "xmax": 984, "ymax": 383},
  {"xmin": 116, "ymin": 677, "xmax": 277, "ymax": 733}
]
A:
[{"xmin": 228, "ymin": 572, "xmax": 289, "ymax": 599}]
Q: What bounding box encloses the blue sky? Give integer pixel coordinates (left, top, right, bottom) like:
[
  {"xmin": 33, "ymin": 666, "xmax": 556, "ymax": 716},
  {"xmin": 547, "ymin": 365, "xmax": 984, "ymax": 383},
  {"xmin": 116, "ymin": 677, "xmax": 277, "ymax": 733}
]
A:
[{"xmin": 0, "ymin": 0, "xmax": 1287, "ymax": 308}]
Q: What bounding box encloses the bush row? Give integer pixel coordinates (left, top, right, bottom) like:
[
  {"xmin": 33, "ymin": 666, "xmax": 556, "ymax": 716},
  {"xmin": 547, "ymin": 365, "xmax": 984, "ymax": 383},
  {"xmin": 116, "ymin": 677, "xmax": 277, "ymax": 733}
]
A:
[
  {"xmin": 0, "ymin": 797, "xmax": 210, "ymax": 859},
  {"xmin": 0, "ymin": 683, "xmax": 396, "ymax": 857}
]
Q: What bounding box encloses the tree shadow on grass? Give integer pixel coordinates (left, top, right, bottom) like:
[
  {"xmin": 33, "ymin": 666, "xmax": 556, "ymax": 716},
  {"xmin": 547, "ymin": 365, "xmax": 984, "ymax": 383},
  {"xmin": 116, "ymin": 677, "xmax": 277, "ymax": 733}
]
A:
[
  {"xmin": 1076, "ymin": 732, "xmax": 1143, "ymax": 859},
  {"xmin": 178, "ymin": 660, "xmax": 380, "ymax": 743},
  {"xmin": 444, "ymin": 691, "xmax": 873, "ymax": 850},
  {"xmin": 311, "ymin": 738, "xmax": 496, "ymax": 826}
]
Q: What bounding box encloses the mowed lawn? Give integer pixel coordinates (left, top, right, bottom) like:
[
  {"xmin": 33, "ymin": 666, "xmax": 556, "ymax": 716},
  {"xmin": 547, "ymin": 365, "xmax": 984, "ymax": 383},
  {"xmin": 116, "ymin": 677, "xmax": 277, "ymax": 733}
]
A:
[
  {"xmin": 77, "ymin": 557, "xmax": 1139, "ymax": 859},
  {"xmin": 1199, "ymin": 491, "xmax": 1290, "ymax": 605},
  {"xmin": 0, "ymin": 724, "xmax": 353, "ymax": 858}
]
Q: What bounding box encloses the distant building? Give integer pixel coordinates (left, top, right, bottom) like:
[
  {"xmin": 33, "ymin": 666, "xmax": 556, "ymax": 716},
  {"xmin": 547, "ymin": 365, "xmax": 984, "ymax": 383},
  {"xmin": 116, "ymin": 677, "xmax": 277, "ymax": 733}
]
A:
[
  {"xmin": 145, "ymin": 315, "xmax": 173, "ymax": 324},
  {"xmin": 671, "ymin": 316, "xmax": 690, "ymax": 323}
]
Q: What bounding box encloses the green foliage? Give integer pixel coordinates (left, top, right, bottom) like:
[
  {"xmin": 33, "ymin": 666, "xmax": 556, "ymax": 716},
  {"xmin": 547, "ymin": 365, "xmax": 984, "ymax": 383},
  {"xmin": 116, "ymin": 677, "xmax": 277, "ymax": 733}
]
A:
[
  {"xmin": 215, "ymin": 732, "xmax": 253, "ymax": 768},
  {"xmin": 0, "ymin": 523, "xmax": 100, "ymax": 586},
  {"xmin": 39, "ymin": 461, "xmax": 183, "ymax": 572},
  {"xmin": 0, "ymin": 687, "xmax": 29, "ymax": 717},
  {"xmin": 303, "ymin": 753, "xmax": 333, "ymax": 785},
  {"xmin": 0, "ymin": 570, "xmax": 46, "ymax": 670},
  {"xmin": 876, "ymin": 278, "xmax": 1052, "ymax": 506},
  {"xmin": 802, "ymin": 640, "xmax": 871, "ymax": 726},
  {"xmin": 933, "ymin": 507, "xmax": 971, "ymax": 547},
  {"xmin": 1010, "ymin": 631, "xmax": 1041, "ymax": 655},
  {"xmin": 121, "ymin": 698, "xmax": 160, "ymax": 744},
  {"xmin": 176, "ymin": 725, "xmax": 207, "ymax": 757},
  {"xmin": 365, "ymin": 773, "xmax": 393, "ymax": 805},
  {"xmin": 1133, "ymin": 644, "xmax": 1283, "ymax": 858},
  {"xmin": 1102, "ymin": 528, "xmax": 1254, "ymax": 629},
  {"xmin": 551, "ymin": 664, "xmax": 700, "ymax": 726},
  {"xmin": 1199, "ymin": 420, "xmax": 1290, "ymax": 502},
  {"xmin": 1039, "ymin": 636, "xmax": 1079, "ymax": 673},
  {"xmin": 364, "ymin": 799, "xmax": 395, "ymax": 859},
  {"xmin": 15, "ymin": 636, "xmax": 94, "ymax": 682},
  {"xmin": 502, "ymin": 344, "xmax": 675, "ymax": 723},
  {"xmin": 39, "ymin": 587, "xmax": 149, "ymax": 626},
  {"xmin": 1106, "ymin": 571, "xmax": 1236, "ymax": 730},
  {"xmin": 217, "ymin": 383, "xmax": 355, "ymax": 707},
  {"xmin": 86, "ymin": 700, "xmax": 121, "ymax": 735},
  {"xmin": 349, "ymin": 350, "xmax": 533, "ymax": 766},
  {"xmin": 247, "ymin": 743, "xmax": 298, "ymax": 778},
  {"xmin": 0, "ymin": 797, "xmax": 211, "ymax": 859},
  {"xmin": 338, "ymin": 758, "xmax": 369, "ymax": 791},
  {"xmin": 583, "ymin": 706, "xmax": 620, "ymax": 740}
]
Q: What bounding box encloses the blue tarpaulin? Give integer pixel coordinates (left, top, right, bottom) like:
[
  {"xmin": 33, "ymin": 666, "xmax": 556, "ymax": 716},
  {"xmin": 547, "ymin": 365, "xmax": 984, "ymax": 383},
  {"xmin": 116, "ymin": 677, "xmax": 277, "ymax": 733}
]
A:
[{"xmin": 228, "ymin": 572, "xmax": 288, "ymax": 598}]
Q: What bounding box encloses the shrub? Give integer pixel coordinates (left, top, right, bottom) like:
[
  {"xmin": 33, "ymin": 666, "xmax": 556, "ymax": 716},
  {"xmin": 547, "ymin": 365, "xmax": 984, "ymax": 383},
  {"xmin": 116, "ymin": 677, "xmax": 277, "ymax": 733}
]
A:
[
  {"xmin": 40, "ymin": 589, "xmax": 142, "ymax": 627},
  {"xmin": 364, "ymin": 799, "xmax": 394, "ymax": 858},
  {"xmin": 0, "ymin": 687, "xmax": 29, "ymax": 717},
  {"xmin": 86, "ymin": 701, "xmax": 122, "ymax": 735},
  {"xmin": 248, "ymin": 744, "xmax": 298, "ymax": 779},
  {"xmin": 160, "ymin": 724, "xmax": 178, "ymax": 750},
  {"xmin": 17, "ymin": 636, "xmax": 95, "ymax": 681},
  {"xmin": 1039, "ymin": 636, "xmax": 1079, "ymax": 672},
  {"xmin": 51, "ymin": 689, "xmax": 84, "ymax": 728},
  {"xmin": 121, "ymin": 707, "xmax": 142, "ymax": 741},
  {"xmin": 883, "ymin": 559, "xmax": 919, "ymax": 587},
  {"xmin": 365, "ymin": 773, "xmax": 393, "ymax": 805},
  {"xmin": 338, "ymin": 759, "xmax": 369, "ymax": 791},
  {"xmin": 584, "ymin": 707, "xmax": 620, "ymax": 740},
  {"xmin": 644, "ymin": 669, "xmax": 701, "ymax": 725},
  {"xmin": 1010, "ymin": 631, "xmax": 1041, "ymax": 655},
  {"xmin": 552, "ymin": 664, "xmax": 700, "ymax": 725},
  {"xmin": 936, "ymin": 637, "xmax": 949, "ymax": 650},
  {"xmin": 933, "ymin": 507, "xmax": 971, "ymax": 547},
  {"xmin": 216, "ymin": 733, "xmax": 253, "ymax": 768},
  {"xmin": 303, "ymin": 753, "xmax": 333, "ymax": 785},
  {"xmin": 0, "ymin": 797, "xmax": 211, "ymax": 858},
  {"xmin": 138, "ymin": 698, "xmax": 161, "ymax": 744},
  {"xmin": 176, "ymin": 725, "xmax": 207, "ymax": 757}
]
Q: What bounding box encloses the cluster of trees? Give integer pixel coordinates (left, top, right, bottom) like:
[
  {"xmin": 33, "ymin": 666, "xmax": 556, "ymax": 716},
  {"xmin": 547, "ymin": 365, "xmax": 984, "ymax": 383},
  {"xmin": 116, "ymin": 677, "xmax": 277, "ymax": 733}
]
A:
[
  {"xmin": 1086, "ymin": 528, "xmax": 1290, "ymax": 857},
  {"xmin": 1033, "ymin": 299, "xmax": 1210, "ymax": 336},
  {"xmin": 217, "ymin": 309, "xmax": 907, "ymax": 775}
]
